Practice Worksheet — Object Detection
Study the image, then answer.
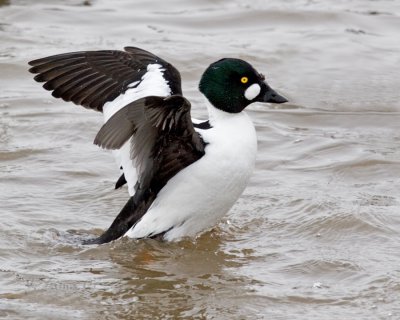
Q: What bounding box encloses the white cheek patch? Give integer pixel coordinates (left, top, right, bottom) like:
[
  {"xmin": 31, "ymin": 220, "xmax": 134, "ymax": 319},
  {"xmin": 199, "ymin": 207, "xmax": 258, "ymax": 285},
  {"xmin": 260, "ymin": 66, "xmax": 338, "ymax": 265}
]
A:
[{"xmin": 244, "ymin": 83, "xmax": 261, "ymax": 101}]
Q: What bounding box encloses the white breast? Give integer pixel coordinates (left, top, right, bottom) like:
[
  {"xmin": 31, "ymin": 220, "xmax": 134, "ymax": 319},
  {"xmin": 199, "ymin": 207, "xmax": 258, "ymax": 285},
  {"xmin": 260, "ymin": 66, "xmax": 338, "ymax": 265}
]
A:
[
  {"xmin": 125, "ymin": 107, "xmax": 258, "ymax": 240},
  {"xmin": 102, "ymin": 64, "xmax": 171, "ymax": 195}
]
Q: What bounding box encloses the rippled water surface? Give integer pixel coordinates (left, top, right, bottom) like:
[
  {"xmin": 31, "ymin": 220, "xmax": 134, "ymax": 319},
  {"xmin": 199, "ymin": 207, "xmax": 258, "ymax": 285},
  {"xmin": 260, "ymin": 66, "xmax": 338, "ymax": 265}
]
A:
[{"xmin": 1, "ymin": 0, "xmax": 400, "ymax": 319}]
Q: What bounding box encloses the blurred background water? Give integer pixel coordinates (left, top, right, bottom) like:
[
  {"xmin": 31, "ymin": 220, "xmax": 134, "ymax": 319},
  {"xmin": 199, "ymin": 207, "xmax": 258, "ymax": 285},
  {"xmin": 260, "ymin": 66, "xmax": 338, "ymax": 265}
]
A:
[{"xmin": 0, "ymin": 0, "xmax": 399, "ymax": 319}]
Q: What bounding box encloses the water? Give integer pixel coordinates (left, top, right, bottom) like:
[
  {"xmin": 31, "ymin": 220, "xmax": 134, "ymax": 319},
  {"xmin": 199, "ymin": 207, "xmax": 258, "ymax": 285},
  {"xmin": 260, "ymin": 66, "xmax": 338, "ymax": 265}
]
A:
[{"xmin": 1, "ymin": 0, "xmax": 400, "ymax": 319}]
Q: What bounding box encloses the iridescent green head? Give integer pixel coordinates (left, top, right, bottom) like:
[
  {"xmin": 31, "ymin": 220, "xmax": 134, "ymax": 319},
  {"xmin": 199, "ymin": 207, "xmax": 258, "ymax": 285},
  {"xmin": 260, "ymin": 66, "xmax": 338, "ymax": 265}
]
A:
[{"xmin": 199, "ymin": 58, "xmax": 287, "ymax": 113}]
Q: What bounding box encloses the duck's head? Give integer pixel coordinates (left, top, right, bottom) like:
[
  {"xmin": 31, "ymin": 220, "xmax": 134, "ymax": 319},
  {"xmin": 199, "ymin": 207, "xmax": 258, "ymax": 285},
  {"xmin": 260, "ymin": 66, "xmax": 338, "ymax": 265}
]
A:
[{"xmin": 199, "ymin": 58, "xmax": 287, "ymax": 113}]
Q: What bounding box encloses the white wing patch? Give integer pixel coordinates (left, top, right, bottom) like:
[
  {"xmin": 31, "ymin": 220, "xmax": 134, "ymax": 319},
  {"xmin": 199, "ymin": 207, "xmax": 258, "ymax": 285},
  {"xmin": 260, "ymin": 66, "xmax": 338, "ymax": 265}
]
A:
[
  {"xmin": 103, "ymin": 64, "xmax": 171, "ymax": 121},
  {"xmin": 244, "ymin": 83, "xmax": 261, "ymax": 101},
  {"xmin": 102, "ymin": 64, "xmax": 172, "ymax": 196}
]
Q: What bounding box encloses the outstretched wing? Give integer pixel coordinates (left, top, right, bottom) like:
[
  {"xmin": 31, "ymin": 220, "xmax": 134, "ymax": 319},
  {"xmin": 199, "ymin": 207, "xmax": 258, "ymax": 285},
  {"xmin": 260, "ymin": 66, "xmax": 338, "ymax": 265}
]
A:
[
  {"xmin": 85, "ymin": 95, "xmax": 206, "ymax": 244},
  {"xmin": 28, "ymin": 47, "xmax": 182, "ymax": 112}
]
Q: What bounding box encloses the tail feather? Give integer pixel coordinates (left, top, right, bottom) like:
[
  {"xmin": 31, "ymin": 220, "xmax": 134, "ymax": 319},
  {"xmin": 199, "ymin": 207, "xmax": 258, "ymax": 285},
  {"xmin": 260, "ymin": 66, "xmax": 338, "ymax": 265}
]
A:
[{"xmin": 83, "ymin": 189, "xmax": 155, "ymax": 245}]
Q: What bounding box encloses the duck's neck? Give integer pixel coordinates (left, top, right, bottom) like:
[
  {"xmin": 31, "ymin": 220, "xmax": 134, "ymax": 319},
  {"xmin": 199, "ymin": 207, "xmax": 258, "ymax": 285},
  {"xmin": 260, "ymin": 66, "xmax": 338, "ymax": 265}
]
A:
[{"xmin": 206, "ymin": 100, "xmax": 245, "ymax": 124}]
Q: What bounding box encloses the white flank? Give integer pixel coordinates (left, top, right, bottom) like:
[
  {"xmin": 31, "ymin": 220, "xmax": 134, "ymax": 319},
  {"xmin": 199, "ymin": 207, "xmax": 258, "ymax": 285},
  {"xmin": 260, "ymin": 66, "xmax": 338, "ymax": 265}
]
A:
[
  {"xmin": 125, "ymin": 104, "xmax": 258, "ymax": 240},
  {"xmin": 102, "ymin": 64, "xmax": 171, "ymax": 195},
  {"xmin": 244, "ymin": 83, "xmax": 261, "ymax": 101}
]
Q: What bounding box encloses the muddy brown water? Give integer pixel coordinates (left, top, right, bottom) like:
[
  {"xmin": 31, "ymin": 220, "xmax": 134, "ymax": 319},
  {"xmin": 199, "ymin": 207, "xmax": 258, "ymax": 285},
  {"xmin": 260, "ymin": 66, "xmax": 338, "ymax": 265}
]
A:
[{"xmin": 1, "ymin": 0, "xmax": 400, "ymax": 319}]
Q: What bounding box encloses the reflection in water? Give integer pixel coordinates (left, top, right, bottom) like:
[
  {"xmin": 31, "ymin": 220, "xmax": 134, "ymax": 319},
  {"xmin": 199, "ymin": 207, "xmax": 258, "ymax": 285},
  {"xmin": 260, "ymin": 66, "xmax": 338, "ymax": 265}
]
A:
[
  {"xmin": 8, "ymin": 231, "xmax": 260, "ymax": 319},
  {"xmin": 93, "ymin": 234, "xmax": 252, "ymax": 319}
]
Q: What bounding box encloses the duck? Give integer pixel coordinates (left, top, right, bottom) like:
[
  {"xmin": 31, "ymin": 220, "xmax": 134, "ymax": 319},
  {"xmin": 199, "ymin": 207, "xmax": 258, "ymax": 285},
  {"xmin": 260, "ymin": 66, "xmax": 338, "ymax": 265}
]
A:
[{"xmin": 28, "ymin": 46, "xmax": 287, "ymax": 244}]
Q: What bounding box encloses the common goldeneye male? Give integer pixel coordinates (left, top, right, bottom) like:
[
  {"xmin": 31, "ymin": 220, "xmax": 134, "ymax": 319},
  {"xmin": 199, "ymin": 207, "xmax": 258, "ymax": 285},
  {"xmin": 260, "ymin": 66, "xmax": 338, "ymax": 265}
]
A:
[{"xmin": 29, "ymin": 47, "xmax": 287, "ymax": 244}]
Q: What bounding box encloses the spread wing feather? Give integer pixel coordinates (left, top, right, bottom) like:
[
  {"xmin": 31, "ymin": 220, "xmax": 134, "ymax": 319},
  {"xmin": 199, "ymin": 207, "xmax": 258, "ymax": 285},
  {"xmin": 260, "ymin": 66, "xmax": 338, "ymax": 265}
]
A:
[
  {"xmin": 94, "ymin": 95, "xmax": 204, "ymax": 190},
  {"xmin": 85, "ymin": 95, "xmax": 205, "ymax": 244},
  {"xmin": 28, "ymin": 47, "xmax": 182, "ymax": 111}
]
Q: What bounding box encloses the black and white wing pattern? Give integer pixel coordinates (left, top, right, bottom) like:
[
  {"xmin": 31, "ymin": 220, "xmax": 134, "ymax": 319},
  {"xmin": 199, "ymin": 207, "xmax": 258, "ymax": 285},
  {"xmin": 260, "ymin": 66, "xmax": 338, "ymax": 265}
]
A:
[
  {"xmin": 29, "ymin": 46, "xmax": 183, "ymax": 193},
  {"xmin": 85, "ymin": 95, "xmax": 206, "ymax": 244},
  {"xmin": 28, "ymin": 47, "xmax": 182, "ymax": 112}
]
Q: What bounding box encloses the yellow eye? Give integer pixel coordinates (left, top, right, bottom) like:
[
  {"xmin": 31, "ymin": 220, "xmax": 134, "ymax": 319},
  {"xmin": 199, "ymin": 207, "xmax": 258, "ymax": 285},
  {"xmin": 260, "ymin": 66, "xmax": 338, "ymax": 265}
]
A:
[{"xmin": 241, "ymin": 76, "xmax": 248, "ymax": 84}]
